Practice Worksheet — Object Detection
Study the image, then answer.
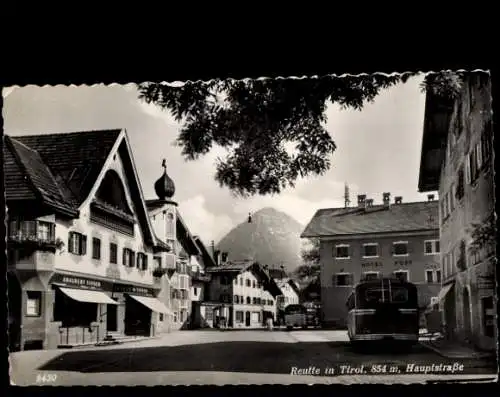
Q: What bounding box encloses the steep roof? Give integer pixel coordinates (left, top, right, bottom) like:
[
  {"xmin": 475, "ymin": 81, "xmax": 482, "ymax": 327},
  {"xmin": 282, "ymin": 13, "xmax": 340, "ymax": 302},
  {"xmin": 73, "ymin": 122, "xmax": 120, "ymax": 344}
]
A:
[
  {"xmin": 206, "ymin": 261, "xmax": 282, "ymax": 297},
  {"xmin": 301, "ymin": 200, "xmax": 439, "ymax": 238},
  {"xmin": 176, "ymin": 209, "xmax": 201, "ymax": 256},
  {"xmin": 193, "ymin": 236, "xmax": 217, "ymax": 268},
  {"xmin": 12, "ymin": 129, "xmax": 121, "ymax": 206}
]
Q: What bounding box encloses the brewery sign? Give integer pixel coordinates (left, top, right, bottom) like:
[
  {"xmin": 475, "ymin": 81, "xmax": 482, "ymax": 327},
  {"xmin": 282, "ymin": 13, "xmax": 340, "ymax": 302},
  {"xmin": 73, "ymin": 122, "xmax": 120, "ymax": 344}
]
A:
[
  {"xmin": 50, "ymin": 273, "xmax": 113, "ymax": 291},
  {"xmin": 114, "ymin": 283, "xmax": 156, "ymax": 297}
]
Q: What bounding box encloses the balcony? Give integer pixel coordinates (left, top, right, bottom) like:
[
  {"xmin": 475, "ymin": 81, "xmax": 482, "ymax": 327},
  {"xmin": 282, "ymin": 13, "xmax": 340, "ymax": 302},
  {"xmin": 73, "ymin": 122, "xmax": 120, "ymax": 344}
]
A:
[
  {"xmin": 189, "ymin": 270, "xmax": 211, "ymax": 283},
  {"xmin": 8, "ymin": 220, "xmax": 62, "ymax": 253}
]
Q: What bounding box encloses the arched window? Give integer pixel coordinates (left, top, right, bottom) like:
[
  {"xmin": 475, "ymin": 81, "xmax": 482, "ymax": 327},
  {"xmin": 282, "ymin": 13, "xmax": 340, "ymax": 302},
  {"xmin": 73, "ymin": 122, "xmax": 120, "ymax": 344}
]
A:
[
  {"xmin": 166, "ymin": 212, "xmax": 175, "ymax": 236},
  {"xmin": 246, "ymin": 297, "xmax": 251, "ymax": 304}
]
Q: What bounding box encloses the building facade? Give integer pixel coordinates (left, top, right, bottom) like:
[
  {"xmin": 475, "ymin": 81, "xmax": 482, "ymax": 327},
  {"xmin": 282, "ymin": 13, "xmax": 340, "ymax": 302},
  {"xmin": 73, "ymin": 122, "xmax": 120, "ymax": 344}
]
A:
[
  {"xmin": 194, "ymin": 260, "xmax": 282, "ymax": 329},
  {"xmin": 301, "ymin": 194, "xmax": 441, "ymax": 328},
  {"xmin": 6, "ymin": 130, "xmax": 172, "ymax": 351},
  {"xmin": 275, "ymin": 279, "xmax": 300, "ymax": 324},
  {"xmin": 418, "ymin": 72, "xmax": 496, "ymax": 350}
]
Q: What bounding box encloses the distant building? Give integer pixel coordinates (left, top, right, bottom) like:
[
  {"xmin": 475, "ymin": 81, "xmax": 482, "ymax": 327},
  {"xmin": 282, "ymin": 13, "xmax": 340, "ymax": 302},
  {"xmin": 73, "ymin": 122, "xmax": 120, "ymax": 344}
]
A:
[
  {"xmin": 301, "ymin": 194, "xmax": 440, "ymax": 328},
  {"xmin": 275, "ymin": 279, "xmax": 300, "ymax": 324},
  {"xmin": 195, "ymin": 258, "xmax": 282, "ymax": 329},
  {"xmin": 5, "ymin": 130, "xmax": 171, "ymax": 351},
  {"xmin": 418, "ymin": 73, "xmax": 495, "ymax": 350}
]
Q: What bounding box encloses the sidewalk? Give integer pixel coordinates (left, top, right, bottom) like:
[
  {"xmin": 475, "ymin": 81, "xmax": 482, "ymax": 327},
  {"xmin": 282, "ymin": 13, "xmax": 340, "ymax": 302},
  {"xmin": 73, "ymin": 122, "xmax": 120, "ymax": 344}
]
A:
[{"xmin": 420, "ymin": 337, "xmax": 496, "ymax": 359}]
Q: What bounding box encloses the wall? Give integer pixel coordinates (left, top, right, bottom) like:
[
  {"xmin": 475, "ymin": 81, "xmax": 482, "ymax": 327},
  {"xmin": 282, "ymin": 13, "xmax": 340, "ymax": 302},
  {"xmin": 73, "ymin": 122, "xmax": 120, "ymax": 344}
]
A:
[
  {"xmin": 320, "ymin": 231, "xmax": 440, "ymax": 326},
  {"xmin": 437, "ymin": 74, "xmax": 496, "ymax": 349}
]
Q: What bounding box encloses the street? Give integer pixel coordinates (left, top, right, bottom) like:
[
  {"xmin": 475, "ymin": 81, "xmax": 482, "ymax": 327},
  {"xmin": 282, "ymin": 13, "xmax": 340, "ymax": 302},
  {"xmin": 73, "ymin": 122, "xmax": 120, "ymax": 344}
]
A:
[{"xmin": 10, "ymin": 329, "xmax": 497, "ymax": 386}]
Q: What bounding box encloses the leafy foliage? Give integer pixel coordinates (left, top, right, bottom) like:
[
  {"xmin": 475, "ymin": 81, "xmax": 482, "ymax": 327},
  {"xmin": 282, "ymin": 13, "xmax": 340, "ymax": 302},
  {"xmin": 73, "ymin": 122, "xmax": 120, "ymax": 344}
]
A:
[
  {"xmin": 137, "ymin": 73, "xmax": 417, "ymax": 197},
  {"xmin": 420, "ymin": 71, "xmax": 463, "ymax": 99},
  {"xmin": 294, "ymin": 238, "xmax": 321, "ymax": 282},
  {"xmin": 468, "ymin": 211, "xmax": 497, "ymax": 255}
]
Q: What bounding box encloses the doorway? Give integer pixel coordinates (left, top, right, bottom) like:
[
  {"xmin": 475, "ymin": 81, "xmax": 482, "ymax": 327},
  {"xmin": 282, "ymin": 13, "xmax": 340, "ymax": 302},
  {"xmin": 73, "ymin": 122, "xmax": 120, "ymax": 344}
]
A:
[
  {"xmin": 124, "ymin": 295, "xmax": 151, "ymax": 336},
  {"xmin": 444, "ymin": 285, "xmax": 456, "ymax": 339},
  {"xmin": 463, "ymin": 287, "xmax": 472, "ymax": 340},
  {"xmin": 245, "ymin": 311, "xmax": 251, "ymax": 327},
  {"xmin": 107, "ymin": 304, "xmax": 117, "ymax": 332}
]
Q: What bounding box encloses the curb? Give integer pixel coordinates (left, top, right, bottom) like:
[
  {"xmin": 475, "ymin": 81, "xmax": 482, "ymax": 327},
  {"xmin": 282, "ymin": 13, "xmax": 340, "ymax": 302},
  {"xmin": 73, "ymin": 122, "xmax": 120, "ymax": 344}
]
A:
[{"xmin": 419, "ymin": 340, "xmax": 495, "ymax": 360}]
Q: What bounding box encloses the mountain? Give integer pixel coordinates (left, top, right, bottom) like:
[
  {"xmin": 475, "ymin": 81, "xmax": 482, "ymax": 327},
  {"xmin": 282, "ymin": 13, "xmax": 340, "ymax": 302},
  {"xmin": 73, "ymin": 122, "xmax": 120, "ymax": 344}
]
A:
[{"xmin": 216, "ymin": 207, "xmax": 305, "ymax": 274}]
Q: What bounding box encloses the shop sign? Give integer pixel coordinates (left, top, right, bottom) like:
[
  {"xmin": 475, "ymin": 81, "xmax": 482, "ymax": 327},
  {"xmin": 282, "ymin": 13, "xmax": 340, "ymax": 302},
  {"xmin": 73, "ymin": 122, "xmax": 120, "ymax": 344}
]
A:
[
  {"xmin": 114, "ymin": 283, "xmax": 155, "ymax": 297},
  {"xmin": 50, "ymin": 273, "xmax": 113, "ymax": 291},
  {"xmin": 394, "ymin": 259, "xmax": 413, "ymax": 266}
]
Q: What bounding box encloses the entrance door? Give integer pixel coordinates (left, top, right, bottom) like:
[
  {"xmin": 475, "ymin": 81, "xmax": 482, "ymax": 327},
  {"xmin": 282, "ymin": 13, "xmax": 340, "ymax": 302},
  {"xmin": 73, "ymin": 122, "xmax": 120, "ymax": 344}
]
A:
[
  {"xmin": 7, "ymin": 273, "xmax": 22, "ymax": 352},
  {"xmin": 107, "ymin": 304, "xmax": 117, "ymax": 332},
  {"xmin": 245, "ymin": 311, "xmax": 251, "ymax": 326}
]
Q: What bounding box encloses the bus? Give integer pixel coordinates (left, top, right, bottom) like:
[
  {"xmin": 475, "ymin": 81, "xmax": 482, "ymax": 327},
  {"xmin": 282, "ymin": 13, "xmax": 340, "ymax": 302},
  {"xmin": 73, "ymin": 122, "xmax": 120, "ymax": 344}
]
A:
[
  {"xmin": 346, "ymin": 277, "xmax": 419, "ymax": 349},
  {"xmin": 284, "ymin": 304, "xmax": 307, "ymax": 330}
]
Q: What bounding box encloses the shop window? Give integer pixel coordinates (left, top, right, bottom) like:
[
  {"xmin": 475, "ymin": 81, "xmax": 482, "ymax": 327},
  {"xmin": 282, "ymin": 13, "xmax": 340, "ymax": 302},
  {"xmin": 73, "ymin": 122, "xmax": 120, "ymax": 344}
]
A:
[
  {"xmin": 68, "ymin": 232, "xmax": 87, "ymax": 256},
  {"xmin": 235, "ymin": 311, "xmax": 244, "ymax": 323},
  {"xmin": 26, "ymin": 291, "xmax": 42, "ymax": 317}
]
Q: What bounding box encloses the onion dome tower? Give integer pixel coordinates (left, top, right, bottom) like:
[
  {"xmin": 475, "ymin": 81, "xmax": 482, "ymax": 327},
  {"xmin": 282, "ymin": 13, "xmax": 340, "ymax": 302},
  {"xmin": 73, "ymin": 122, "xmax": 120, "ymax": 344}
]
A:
[{"xmin": 154, "ymin": 159, "xmax": 176, "ymax": 200}]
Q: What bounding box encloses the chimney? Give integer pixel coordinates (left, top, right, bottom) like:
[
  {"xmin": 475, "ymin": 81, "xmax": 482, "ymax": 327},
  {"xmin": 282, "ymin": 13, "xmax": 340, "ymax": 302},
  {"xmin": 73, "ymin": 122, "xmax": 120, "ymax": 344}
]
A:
[
  {"xmin": 395, "ymin": 196, "xmax": 403, "ymax": 204},
  {"xmin": 214, "ymin": 250, "xmax": 221, "ymax": 265},
  {"xmin": 427, "ymin": 194, "xmax": 435, "ymax": 202},
  {"xmin": 357, "ymin": 194, "xmax": 366, "ymax": 208},
  {"xmin": 383, "ymin": 192, "xmax": 391, "ymax": 208},
  {"xmin": 366, "ymin": 198, "xmax": 374, "ymax": 207}
]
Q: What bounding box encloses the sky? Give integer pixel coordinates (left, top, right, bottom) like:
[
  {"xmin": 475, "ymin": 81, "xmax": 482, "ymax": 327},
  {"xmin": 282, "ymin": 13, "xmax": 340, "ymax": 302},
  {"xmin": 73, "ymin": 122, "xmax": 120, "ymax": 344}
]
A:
[{"xmin": 2, "ymin": 75, "xmax": 434, "ymax": 245}]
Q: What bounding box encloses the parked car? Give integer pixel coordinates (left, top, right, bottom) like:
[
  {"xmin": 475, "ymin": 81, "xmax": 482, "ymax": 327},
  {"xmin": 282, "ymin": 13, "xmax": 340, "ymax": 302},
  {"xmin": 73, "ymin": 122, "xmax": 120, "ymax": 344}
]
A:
[{"xmin": 284, "ymin": 304, "xmax": 307, "ymax": 330}]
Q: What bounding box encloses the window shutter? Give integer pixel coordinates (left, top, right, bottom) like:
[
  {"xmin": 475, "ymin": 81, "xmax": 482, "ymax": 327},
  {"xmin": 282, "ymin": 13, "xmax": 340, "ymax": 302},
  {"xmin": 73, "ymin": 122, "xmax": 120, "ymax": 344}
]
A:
[
  {"xmin": 144, "ymin": 255, "xmax": 148, "ymax": 270},
  {"xmin": 68, "ymin": 232, "xmax": 73, "ymax": 253},
  {"xmin": 136, "ymin": 253, "xmax": 140, "ymax": 268},
  {"xmin": 50, "ymin": 224, "xmax": 56, "ymax": 240},
  {"xmin": 122, "ymin": 248, "xmax": 127, "ymax": 266},
  {"xmin": 81, "ymin": 235, "xmax": 87, "ymax": 255},
  {"xmin": 130, "ymin": 251, "xmax": 135, "ymax": 267}
]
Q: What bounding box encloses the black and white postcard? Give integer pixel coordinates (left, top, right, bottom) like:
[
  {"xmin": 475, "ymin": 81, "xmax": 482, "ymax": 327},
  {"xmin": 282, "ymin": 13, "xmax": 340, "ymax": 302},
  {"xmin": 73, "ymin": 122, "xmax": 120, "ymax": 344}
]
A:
[{"xmin": 4, "ymin": 71, "xmax": 498, "ymax": 385}]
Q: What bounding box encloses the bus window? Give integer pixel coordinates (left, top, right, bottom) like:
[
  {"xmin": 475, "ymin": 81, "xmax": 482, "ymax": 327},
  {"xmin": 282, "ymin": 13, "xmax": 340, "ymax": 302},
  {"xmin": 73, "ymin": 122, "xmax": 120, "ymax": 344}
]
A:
[
  {"xmin": 285, "ymin": 304, "xmax": 305, "ymax": 315},
  {"xmin": 390, "ymin": 287, "xmax": 408, "ymax": 303}
]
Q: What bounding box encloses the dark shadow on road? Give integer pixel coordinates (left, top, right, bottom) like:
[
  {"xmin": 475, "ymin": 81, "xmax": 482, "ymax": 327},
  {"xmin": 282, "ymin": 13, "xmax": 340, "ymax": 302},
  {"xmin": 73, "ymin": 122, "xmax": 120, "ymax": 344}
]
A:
[{"xmin": 38, "ymin": 341, "xmax": 497, "ymax": 375}]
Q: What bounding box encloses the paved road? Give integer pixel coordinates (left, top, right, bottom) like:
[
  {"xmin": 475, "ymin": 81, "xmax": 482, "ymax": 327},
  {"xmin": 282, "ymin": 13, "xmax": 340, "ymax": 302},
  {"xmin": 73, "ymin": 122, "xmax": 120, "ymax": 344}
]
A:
[{"xmin": 10, "ymin": 330, "xmax": 497, "ymax": 386}]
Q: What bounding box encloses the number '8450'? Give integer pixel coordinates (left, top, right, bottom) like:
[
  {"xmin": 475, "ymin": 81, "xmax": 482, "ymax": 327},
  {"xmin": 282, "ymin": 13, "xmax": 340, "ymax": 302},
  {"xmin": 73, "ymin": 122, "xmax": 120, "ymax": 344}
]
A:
[{"xmin": 36, "ymin": 373, "xmax": 57, "ymax": 383}]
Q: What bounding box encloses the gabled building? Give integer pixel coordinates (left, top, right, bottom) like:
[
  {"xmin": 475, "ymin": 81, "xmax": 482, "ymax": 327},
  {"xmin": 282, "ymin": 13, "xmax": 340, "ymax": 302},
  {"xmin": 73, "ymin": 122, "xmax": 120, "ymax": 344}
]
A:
[
  {"xmin": 418, "ymin": 72, "xmax": 496, "ymax": 350},
  {"xmin": 5, "ymin": 129, "xmax": 171, "ymax": 351},
  {"xmin": 301, "ymin": 193, "xmax": 440, "ymax": 328},
  {"xmin": 193, "ymin": 259, "xmax": 282, "ymax": 329},
  {"xmin": 275, "ymin": 278, "xmax": 300, "ymax": 324}
]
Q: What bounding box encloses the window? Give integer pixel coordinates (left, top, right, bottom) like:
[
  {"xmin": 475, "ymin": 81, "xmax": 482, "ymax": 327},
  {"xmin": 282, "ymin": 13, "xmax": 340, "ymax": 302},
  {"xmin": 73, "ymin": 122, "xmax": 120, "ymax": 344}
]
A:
[
  {"xmin": 37, "ymin": 222, "xmax": 51, "ymax": 240},
  {"xmin": 234, "ymin": 295, "xmax": 239, "ymax": 303},
  {"xmin": 92, "ymin": 238, "xmax": 101, "ymax": 260},
  {"xmin": 194, "ymin": 288, "xmax": 198, "ymax": 296},
  {"xmin": 123, "ymin": 248, "xmax": 135, "ymax": 267},
  {"xmin": 137, "ymin": 252, "xmax": 148, "ymax": 270},
  {"xmin": 166, "ymin": 213, "xmax": 175, "ymax": 236},
  {"xmin": 425, "ymin": 270, "xmax": 434, "ymax": 283},
  {"xmin": 109, "ymin": 243, "xmax": 118, "ymax": 264},
  {"xmin": 68, "ymin": 232, "xmax": 87, "ymax": 256},
  {"xmin": 240, "ymin": 278, "xmax": 243, "ymax": 286},
  {"xmin": 424, "ymin": 240, "xmax": 440, "ymax": 255},
  {"xmin": 436, "ymin": 270, "xmax": 441, "ymax": 283},
  {"xmin": 456, "ymin": 240, "xmax": 466, "ymax": 271},
  {"xmin": 362, "ymin": 271, "xmax": 379, "ymax": 281},
  {"xmin": 205, "ymin": 307, "xmax": 214, "ymax": 321},
  {"xmin": 334, "ymin": 273, "xmax": 353, "ymax": 287},
  {"xmin": 159, "ymin": 313, "xmax": 164, "ymax": 321},
  {"xmin": 180, "ymin": 311, "xmax": 184, "ymax": 322},
  {"xmin": 234, "ymin": 277, "xmax": 238, "ymax": 285},
  {"xmin": 252, "ymin": 280, "xmax": 256, "ymax": 288},
  {"xmin": 455, "ymin": 167, "xmax": 464, "ymax": 200},
  {"xmin": 154, "ymin": 256, "xmax": 162, "ymax": 268},
  {"xmin": 362, "ymin": 243, "xmax": 378, "ymax": 258},
  {"xmin": 246, "ymin": 297, "xmax": 251, "ymax": 304},
  {"xmin": 26, "ymin": 291, "xmax": 41, "ymax": 317},
  {"xmin": 393, "ymin": 241, "xmax": 408, "ymax": 256},
  {"xmin": 335, "ymin": 244, "xmax": 350, "ymax": 259},
  {"xmin": 235, "ymin": 311, "xmax": 244, "ymax": 323},
  {"xmin": 246, "ymin": 279, "xmax": 251, "ymax": 287},
  {"xmin": 393, "ymin": 270, "xmax": 409, "ymax": 282},
  {"xmin": 253, "ymin": 297, "xmax": 257, "ymax": 304}
]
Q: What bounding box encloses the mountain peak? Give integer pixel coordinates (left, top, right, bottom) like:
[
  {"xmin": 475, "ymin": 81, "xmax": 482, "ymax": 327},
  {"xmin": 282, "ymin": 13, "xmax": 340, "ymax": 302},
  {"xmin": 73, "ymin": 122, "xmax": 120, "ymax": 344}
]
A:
[{"xmin": 216, "ymin": 207, "xmax": 305, "ymax": 273}]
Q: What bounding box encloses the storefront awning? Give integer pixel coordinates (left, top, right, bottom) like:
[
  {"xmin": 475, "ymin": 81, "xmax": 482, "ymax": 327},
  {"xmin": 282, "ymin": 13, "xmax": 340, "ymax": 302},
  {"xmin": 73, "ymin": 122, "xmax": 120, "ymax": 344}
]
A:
[
  {"xmin": 435, "ymin": 283, "xmax": 454, "ymax": 304},
  {"xmin": 128, "ymin": 294, "xmax": 173, "ymax": 314},
  {"xmin": 59, "ymin": 287, "xmax": 119, "ymax": 305}
]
